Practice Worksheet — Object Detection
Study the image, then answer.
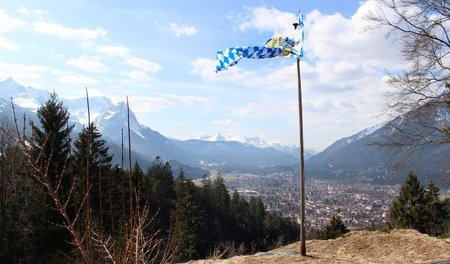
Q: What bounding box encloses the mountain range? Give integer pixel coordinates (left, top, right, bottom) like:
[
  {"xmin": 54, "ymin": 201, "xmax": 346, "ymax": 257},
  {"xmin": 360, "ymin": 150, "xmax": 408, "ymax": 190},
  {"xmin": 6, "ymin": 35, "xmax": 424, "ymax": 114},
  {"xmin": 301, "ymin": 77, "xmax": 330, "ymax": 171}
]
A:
[
  {"xmin": 0, "ymin": 78, "xmax": 302, "ymax": 178},
  {"xmin": 306, "ymin": 101, "xmax": 449, "ymax": 187},
  {"xmin": 1, "ymin": 78, "xmax": 448, "ymax": 186}
]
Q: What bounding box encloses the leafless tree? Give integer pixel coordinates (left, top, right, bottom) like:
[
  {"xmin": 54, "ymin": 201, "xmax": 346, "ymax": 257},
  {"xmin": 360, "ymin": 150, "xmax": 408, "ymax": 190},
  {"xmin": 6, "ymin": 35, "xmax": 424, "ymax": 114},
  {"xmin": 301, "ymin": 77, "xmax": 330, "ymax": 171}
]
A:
[{"xmin": 366, "ymin": 0, "xmax": 450, "ymax": 146}]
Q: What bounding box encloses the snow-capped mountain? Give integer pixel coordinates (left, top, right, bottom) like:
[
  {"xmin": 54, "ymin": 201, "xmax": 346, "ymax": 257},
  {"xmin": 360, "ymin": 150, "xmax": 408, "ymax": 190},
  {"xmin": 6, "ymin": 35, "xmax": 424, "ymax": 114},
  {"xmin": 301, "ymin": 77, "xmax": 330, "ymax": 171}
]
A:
[
  {"xmin": 3, "ymin": 77, "xmax": 447, "ymax": 185},
  {"xmin": 0, "ymin": 77, "xmax": 50, "ymax": 111},
  {"xmin": 306, "ymin": 101, "xmax": 449, "ymax": 187},
  {"xmin": 199, "ymin": 132, "xmax": 319, "ymax": 160},
  {"xmin": 0, "ymin": 78, "xmax": 299, "ymax": 174}
]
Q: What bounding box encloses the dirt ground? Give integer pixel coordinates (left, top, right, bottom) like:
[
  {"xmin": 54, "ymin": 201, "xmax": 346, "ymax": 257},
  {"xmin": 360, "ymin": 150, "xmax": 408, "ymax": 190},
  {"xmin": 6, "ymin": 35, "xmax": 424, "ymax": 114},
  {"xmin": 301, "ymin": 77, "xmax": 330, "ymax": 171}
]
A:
[{"xmin": 187, "ymin": 229, "xmax": 450, "ymax": 264}]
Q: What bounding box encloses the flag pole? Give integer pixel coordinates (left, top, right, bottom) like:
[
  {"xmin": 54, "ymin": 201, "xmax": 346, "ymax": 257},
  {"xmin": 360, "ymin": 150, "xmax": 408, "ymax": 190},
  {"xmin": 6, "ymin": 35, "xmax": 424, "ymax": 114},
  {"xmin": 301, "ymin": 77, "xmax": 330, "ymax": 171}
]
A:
[{"xmin": 296, "ymin": 57, "xmax": 306, "ymax": 256}]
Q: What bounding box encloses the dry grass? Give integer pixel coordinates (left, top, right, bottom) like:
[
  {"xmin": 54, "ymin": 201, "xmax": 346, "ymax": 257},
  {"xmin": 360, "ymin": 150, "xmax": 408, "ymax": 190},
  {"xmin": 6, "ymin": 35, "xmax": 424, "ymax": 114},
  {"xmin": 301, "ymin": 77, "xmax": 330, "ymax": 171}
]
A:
[{"xmin": 187, "ymin": 229, "xmax": 450, "ymax": 264}]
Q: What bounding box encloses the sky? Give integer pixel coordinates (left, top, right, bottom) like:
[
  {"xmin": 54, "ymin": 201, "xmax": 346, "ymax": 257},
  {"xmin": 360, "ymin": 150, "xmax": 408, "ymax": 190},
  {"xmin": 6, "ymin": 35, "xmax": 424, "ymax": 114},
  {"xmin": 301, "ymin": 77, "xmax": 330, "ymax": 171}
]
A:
[{"xmin": 0, "ymin": 0, "xmax": 406, "ymax": 150}]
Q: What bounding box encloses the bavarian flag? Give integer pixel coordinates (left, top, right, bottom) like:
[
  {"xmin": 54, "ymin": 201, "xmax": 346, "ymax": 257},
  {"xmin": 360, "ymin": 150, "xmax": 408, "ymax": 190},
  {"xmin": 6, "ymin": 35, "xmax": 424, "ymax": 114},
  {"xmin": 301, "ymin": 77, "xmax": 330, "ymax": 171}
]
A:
[{"xmin": 216, "ymin": 10, "xmax": 304, "ymax": 72}]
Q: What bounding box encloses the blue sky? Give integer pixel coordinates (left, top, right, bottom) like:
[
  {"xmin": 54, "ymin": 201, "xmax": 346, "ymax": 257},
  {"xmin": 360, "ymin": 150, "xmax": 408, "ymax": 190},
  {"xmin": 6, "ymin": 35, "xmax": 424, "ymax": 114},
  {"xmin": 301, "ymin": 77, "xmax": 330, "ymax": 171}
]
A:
[{"xmin": 0, "ymin": 0, "xmax": 404, "ymax": 150}]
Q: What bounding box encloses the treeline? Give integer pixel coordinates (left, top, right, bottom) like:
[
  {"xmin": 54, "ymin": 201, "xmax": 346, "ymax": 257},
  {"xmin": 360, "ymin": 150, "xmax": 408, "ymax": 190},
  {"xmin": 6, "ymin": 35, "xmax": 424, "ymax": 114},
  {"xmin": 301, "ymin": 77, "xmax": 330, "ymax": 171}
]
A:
[{"xmin": 0, "ymin": 93, "xmax": 299, "ymax": 263}]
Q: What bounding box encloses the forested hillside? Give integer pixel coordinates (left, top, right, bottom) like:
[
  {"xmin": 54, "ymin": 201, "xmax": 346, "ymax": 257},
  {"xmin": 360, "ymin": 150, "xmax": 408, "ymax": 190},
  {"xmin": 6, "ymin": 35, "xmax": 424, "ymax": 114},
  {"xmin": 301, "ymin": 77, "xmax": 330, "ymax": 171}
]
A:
[{"xmin": 0, "ymin": 94, "xmax": 299, "ymax": 263}]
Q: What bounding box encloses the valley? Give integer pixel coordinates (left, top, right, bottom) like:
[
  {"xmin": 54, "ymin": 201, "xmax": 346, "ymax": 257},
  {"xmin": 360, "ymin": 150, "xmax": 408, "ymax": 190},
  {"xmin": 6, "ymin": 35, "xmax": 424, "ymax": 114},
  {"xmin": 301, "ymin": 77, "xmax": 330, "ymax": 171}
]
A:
[{"xmin": 217, "ymin": 171, "xmax": 402, "ymax": 231}]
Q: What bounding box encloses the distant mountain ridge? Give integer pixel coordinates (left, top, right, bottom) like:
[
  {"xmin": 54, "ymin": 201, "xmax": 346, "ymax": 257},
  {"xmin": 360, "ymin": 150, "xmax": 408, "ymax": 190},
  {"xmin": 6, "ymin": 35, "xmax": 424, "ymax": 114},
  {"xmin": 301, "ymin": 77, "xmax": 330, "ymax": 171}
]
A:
[
  {"xmin": 306, "ymin": 101, "xmax": 449, "ymax": 187},
  {"xmin": 2, "ymin": 78, "xmax": 448, "ymax": 186},
  {"xmin": 0, "ymin": 78, "xmax": 300, "ymax": 176},
  {"xmin": 199, "ymin": 132, "xmax": 319, "ymax": 160}
]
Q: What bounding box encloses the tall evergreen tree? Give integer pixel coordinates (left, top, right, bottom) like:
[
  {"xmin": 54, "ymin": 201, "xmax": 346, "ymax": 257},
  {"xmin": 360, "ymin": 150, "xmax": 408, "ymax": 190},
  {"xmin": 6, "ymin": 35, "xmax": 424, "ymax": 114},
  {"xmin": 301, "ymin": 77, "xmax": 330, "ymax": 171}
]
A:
[
  {"xmin": 389, "ymin": 171, "xmax": 427, "ymax": 233},
  {"xmin": 29, "ymin": 93, "xmax": 74, "ymax": 262},
  {"xmin": 31, "ymin": 93, "xmax": 73, "ymax": 190},
  {"xmin": 143, "ymin": 157, "xmax": 175, "ymax": 236},
  {"xmin": 248, "ymin": 196, "xmax": 266, "ymax": 243},
  {"xmin": 423, "ymin": 181, "xmax": 446, "ymax": 236},
  {"xmin": 171, "ymin": 171, "xmax": 207, "ymax": 262},
  {"xmin": 72, "ymin": 123, "xmax": 113, "ymax": 234}
]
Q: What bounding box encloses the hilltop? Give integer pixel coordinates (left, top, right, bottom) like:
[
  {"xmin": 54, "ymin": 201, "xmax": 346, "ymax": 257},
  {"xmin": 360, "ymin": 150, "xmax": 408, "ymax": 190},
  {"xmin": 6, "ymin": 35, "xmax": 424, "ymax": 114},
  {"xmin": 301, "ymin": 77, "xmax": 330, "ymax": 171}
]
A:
[{"xmin": 188, "ymin": 229, "xmax": 450, "ymax": 264}]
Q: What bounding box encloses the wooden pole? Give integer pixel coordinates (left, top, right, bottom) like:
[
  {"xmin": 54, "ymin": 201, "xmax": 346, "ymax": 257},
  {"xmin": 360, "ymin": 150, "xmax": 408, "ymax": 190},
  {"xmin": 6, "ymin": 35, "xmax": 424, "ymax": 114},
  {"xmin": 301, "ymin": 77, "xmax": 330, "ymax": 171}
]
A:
[
  {"xmin": 297, "ymin": 58, "xmax": 306, "ymax": 256},
  {"xmin": 85, "ymin": 87, "xmax": 93, "ymax": 260},
  {"xmin": 126, "ymin": 96, "xmax": 134, "ymax": 237}
]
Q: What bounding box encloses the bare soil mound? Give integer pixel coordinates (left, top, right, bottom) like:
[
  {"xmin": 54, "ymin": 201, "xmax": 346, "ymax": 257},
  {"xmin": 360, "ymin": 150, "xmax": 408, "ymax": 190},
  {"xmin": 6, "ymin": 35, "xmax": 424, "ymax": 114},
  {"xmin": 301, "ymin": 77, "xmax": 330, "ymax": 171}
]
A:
[{"xmin": 188, "ymin": 229, "xmax": 450, "ymax": 264}]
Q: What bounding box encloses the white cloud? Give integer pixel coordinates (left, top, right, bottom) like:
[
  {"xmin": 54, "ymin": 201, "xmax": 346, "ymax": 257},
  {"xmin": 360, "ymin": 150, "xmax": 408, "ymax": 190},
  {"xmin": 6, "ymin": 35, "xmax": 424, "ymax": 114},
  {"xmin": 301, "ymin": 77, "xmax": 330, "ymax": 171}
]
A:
[
  {"xmin": 211, "ymin": 119, "xmax": 235, "ymax": 126},
  {"xmin": 17, "ymin": 7, "xmax": 48, "ymax": 16},
  {"xmin": 33, "ymin": 21, "xmax": 107, "ymax": 40},
  {"xmin": 237, "ymin": 6, "xmax": 297, "ymax": 36},
  {"xmin": 96, "ymin": 45, "xmax": 130, "ymax": 57},
  {"xmin": 0, "ymin": 9, "xmax": 26, "ymax": 33},
  {"xmin": 234, "ymin": 99, "xmax": 296, "ymax": 118},
  {"xmin": 0, "ymin": 36, "xmax": 20, "ymax": 50},
  {"xmin": 210, "ymin": 118, "xmax": 241, "ymax": 135},
  {"xmin": 52, "ymin": 70, "xmax": 98, "ymax": 85},
  {"xmin": 191, "ymin": 57, "xmax": 300, "ymax": 91},
  {"xmin": 191, "ymin": 2, "xmax": 405, "ymax": 148},
  {"xmin": 110, "ymin": 93, "xmax": 210, "ymax": 116},
  {"xmin": 0, "ymin": 62, "xmax": 48, "ymax": 85},
  {"xmin": 66, "ymin": 56, "xmax": 109, "ymax": 73},
  {"xmin": 122, "ymin": 96, "xmax": 176, "ymax": 114},
  {"xmin": 169, "ymin": 23, "xmax": 197, "ymax": 37},
  {"xmin": 124, "ymin": 56, "xmax": 162, "ymax": 73},
  {"xmin": 120, "ymin": 70, "xmax": 154, "ymax": 87},
  {"xmin": 190, "ymin": 58, "xmax": 262, "ymax": 87},
  {"xmin": 305, "ymin": 7, "xmax": 402, "ymax": 70}
]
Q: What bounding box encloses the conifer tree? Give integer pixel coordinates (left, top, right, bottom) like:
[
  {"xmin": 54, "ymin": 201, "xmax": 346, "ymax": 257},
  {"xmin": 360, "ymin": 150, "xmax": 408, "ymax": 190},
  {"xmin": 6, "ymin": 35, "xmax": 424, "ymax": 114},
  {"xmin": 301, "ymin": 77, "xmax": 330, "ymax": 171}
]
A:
[
  {"xmin": 171, "ymin": 170, "xmax": 207, "ymax": 262},
  {"xmin": 423, "ymin": 181, "xmax": 446, "ymax": 236},
  {"xmin": 144, "ymin": 157, "xmax": 175, "ymax": 236},
  {"xmin": 323, "ymin": 215, "xmax": 349, "ymax": 239},
  {"xmin": 29, "ymin": 93, "xmax": 74, "ymax": 262},
  {"xmin": 31, "ymin": 93, "xmax": 73, "ymax": 191},
  {"xmin": 72, "ymin": 123, "xmax": 112, "ymax": 233},
  {"xmin": 389, "ymin": 171, "xmax": 427, "ymax": 233},
  {"xmin": 248, "ymin": 196, "xmax": 266, "ymax": 242}
]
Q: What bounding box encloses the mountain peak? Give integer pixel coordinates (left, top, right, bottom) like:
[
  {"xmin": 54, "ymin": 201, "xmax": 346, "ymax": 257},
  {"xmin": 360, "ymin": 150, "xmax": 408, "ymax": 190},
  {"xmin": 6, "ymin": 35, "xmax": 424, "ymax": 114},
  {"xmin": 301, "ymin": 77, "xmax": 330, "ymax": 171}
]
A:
[
  {"xmin": 1, "ymin": 77, "xmax": 17, "ymax": 85},
  {"xmin": 199, "ymin": 132, "xmax": 227, "ymax": 141}
]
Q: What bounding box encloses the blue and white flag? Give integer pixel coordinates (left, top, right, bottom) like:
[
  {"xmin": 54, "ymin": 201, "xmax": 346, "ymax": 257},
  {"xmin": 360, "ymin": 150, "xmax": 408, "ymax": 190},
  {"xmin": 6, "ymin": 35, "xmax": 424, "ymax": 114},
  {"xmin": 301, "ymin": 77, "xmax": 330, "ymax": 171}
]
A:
[
  {"xmin": 216, "ymin": 46, "xmax": 285, "ymax": 72},
  {"xmin": 216, "ymin": 11, "xmax": 304, "ymax": 72}
]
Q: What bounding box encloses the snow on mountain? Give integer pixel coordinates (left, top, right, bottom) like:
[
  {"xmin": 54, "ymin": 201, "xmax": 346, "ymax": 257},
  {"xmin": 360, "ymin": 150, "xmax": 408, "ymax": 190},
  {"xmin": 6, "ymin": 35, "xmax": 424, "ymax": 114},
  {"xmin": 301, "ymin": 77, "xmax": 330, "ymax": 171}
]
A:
[
  {"xmin": 0, "ymin": 78, "xmax": 50, "ymax": 111},
  {"xmin": 199, "ymin": 132, "xmax": 228, "ymax": 142},
  {"xmin": 344, "ymin": 123, "xmax": 386, "ymax": 144},
  {"xmin": 95, "ymin": 101, "xmax": 149, "ymax": 141},
  {"xmin": 64, "ymin": 96, "xmax": 114, "ymax": 125},
  {"xmin": 198, "ymin": 133, "xmax": 320, "ymax": 159},
  {"xmin": 0, "ymin": 78, "xmax": 318, "ymax": 172}
]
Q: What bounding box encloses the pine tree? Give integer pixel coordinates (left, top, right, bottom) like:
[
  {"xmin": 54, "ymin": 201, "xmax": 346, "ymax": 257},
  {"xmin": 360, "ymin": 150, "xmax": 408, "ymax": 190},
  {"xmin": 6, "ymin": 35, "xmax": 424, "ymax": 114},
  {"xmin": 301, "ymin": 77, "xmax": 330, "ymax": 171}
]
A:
[
  {"xmin": 389, "ymin": 171, "xmax": 427, "ymax": 233},
  {"xmin": 323, "ymin": 215, "xmax": 349, "ymax": 239},
  {"xmin": 31, "ymin": 93, "xmax": 73, "ymax": 191},
  {"xmin": 29, "ymin": 93, "xmax": 74, "ymax": 262},
  {"xmin": 423, "ymin": 181, "xmax": 446, "ymax": 236},
  {"xmin": 171, "ymin": 171, "xmax": 207, "ymax": 262},
  {"xmin": 72, "ymin": 123, "xmax": 113, "ymax": 235},
  {"xmin": 143, "ymin": 157, "xmax": 175, "ymax": 236}
]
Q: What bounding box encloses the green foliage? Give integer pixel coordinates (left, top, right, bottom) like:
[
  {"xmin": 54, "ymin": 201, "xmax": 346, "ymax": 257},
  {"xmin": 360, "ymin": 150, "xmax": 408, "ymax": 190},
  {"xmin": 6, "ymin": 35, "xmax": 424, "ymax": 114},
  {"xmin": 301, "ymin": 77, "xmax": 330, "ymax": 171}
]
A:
[
  {"xmin": 171, "ymin": 171, "xmax": 207, "ymax": 262},
  {"xmin": 389, "ymin": 171, "xmax": 448, "ymax": 236},
  {"xmin": 72, "ymin": 123, "xmax": 113, "ymax": 233},
  {"xmin": 142, "ymin": 157, "xmax": 175, "ymax": 236},
  {"xmin": 323, "ymin": 215, "xmax": 349, "ymax": 240},
  {"xmin": 30, "ymin": 93, "xmax": 75, "ymax": 262},
  {"xmin": 390, "ymin": 171, "xmax": 427, "ymax": 232},
  {"xmin": 0, "ymin": 96, "xmax": 300, "ymax": 262},
  {"xmin": 31, "ymin": 93, "xmax": 74, "ymax": 185}
]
